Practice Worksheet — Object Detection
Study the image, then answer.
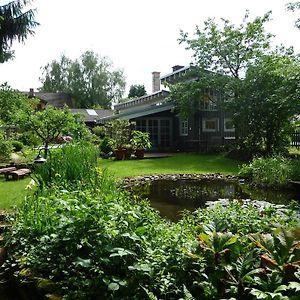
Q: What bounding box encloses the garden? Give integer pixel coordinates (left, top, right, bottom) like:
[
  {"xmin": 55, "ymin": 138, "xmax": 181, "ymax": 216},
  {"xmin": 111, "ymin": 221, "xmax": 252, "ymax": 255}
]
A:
[
  {"xmin": 0, "ymin": 4, "xmax": 300, "ymax": 299},
  {"xmin": 0, "ymin": 136, "xmax": 299, "ymax": 299}
]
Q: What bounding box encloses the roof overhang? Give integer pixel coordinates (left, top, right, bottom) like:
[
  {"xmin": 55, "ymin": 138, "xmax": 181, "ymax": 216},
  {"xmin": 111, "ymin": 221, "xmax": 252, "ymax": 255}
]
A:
[{"xmin": 100, "ymin": 102, "xmax": 174, "ymax": 122}]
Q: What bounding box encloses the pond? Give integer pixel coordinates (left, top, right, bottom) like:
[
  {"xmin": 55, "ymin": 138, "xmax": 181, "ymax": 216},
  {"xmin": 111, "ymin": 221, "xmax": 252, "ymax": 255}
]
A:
[{"xmin": 129, "ymin": 178, "xmax": 300, "ymax": 221}]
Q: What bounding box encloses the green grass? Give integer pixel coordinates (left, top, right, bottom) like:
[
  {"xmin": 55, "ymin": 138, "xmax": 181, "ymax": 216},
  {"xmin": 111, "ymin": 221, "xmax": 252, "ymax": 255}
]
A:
[
  {"xmin": 0, "ymin": 177, "xmax": 31, "ymax": 210},
  {"xmin": 0, "ymin": 153, "xmax": 240, "ymax": 210},
  {"xmin": 100, "ymin": 153, "xmax": 240, "ymax": 178}
]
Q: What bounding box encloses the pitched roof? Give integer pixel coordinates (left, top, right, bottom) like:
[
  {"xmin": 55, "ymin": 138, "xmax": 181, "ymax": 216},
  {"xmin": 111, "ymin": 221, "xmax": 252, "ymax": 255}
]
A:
[
  {"xmin": 70, "ymin": 109, "xmax": 113, "ymax": 123},
  {"xmin": 34, "ymin": 92, "xmax": 74, "ymax": 108}
]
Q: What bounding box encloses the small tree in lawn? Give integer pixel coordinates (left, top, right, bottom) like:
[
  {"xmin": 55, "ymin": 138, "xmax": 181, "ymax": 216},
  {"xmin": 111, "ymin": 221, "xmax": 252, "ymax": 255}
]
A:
[{"xmin": 17, "ymin": 106, "xmax": 87, "ymax": 157}]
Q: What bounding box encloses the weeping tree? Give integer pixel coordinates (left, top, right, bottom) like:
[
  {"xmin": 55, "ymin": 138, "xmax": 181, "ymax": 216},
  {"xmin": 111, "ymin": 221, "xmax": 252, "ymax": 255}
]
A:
[{"xmin": 0, "ymin": 0, "xmax": 39, "ymax": 63}]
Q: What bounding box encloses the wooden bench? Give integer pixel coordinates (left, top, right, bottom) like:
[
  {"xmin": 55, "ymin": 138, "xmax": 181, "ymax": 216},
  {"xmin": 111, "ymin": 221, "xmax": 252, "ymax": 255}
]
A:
[
  {"xmin": 0, "ymin": 167, "xmax": 17, "ymax": 176},
  {"xmin": 5, "ymin": 168, "xmax": 31, "ymax": 181}
]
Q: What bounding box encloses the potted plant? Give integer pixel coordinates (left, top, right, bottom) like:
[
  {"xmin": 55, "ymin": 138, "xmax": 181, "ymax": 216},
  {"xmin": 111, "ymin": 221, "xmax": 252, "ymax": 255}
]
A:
[
  {"xmin": 130, "ymin": 130, "xmax": 151, "ymax": 159},
  {"xmin": 105, "ymin": 120, "xmax": 132, "ymax": 160}
]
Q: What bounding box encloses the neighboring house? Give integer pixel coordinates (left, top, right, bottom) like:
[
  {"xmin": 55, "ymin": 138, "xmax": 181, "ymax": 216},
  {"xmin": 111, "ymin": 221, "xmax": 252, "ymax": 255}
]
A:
[
  {"xmin": 25, "ymin": 88, "xmax": 74, "ymax": 109},
  {"xmin": 103, "ymin": 66, "xmax": 235, "ymax": 152},
  {"xmin": 70, "ymin": 109, "xmax": 113, "ymax": 127},
  {"xmin": 24, "ymin": 89, "xmax": 113, "ymax": 126}
]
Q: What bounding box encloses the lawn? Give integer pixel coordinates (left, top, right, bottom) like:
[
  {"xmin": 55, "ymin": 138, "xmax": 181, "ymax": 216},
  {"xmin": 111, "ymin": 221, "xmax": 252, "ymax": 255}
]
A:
[
  {"xmin": 0, "ymin": 153, "xmax": 241, "ymax": 210},
  {"xmin": 0, "ymin": 177, "xmax": 31, "ymax": 210},
  {"xmin": 100, "ymin": 153, "xmax": 241, "ymax": 178}
]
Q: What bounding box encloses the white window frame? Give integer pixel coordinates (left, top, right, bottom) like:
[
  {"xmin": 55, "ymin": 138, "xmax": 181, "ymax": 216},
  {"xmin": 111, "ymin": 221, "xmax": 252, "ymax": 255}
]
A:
[
  {"xmin": 179, "ymin": 119, "xmax": 188, "ymax": 136},
  {"xmin": 224, "ymin": 118, "xmax": 235, "ymax": 132},
  {"xmin": 202, "ymin": 118, "xmax": 219, "ymax": 132}
]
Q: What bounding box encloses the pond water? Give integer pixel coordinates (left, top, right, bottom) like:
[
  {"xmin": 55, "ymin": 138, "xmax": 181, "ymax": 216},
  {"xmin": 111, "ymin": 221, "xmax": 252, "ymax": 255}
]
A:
[{"xmin": 130, "ymin": 179, "xmax": 300, "ymax": 221}]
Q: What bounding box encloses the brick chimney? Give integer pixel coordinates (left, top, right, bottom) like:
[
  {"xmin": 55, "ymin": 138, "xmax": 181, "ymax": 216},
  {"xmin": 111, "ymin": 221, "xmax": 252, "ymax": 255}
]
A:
[
  {"xmin": 172, "ymin": 65, "xmax": 184, "ymax": 72},
  {"xmin": 28, "ymin": 88, "xmax": 35, "ymax": 98},
  {"xmin": 152, "ymin": 71, "xmax": 161, "ymax": 93}
]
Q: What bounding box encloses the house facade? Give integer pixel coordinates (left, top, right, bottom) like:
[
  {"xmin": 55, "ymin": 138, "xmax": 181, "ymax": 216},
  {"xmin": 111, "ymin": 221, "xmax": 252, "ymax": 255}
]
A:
[{"xmin": 111, "ymin": 66, "xmax": 235, "ymax": 152}]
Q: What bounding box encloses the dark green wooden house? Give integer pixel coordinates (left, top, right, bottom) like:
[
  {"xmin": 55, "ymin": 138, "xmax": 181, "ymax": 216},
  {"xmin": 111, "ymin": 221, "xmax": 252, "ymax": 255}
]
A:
[{"xmin": 108, "ymin": 66, "xmax": 235, "ymax": 152}]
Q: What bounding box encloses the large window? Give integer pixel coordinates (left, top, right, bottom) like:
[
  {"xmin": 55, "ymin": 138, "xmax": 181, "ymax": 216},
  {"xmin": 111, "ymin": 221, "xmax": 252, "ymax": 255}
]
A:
[
  {"xmin": 224, "ymin": 118, "xmax": 235, "ymax": 132},
  {"xmin": 136, "ymin": 118, "xmax": 172, "ymax": 148},
  {"xmin": 179, "ymin": 119, "xmax": 188, "ymax": 136},
  {"xmin": 202, "ymin": 118, "xmax": 219, "ymax": 132}
]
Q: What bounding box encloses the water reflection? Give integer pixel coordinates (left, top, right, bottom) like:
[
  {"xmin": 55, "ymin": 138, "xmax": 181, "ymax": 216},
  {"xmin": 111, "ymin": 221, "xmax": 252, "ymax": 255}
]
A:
[{"xmin": 130, "ymin": 179, "xmax": 300, "ymax": 221}]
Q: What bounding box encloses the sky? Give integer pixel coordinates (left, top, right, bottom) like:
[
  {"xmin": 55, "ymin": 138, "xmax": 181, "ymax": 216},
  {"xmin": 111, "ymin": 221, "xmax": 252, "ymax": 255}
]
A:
[{"xmin": 0, "ymin": 0, "xmax": 299, "ymax": 96}]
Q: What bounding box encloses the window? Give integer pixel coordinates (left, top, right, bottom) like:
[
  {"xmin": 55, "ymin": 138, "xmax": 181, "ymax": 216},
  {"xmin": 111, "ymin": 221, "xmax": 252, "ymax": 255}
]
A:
[
  {"xmin": 201, "ymin": 89, "xmax": 218, "ymax": 111},
  {"xmin": 179, "ymin": 119, "xmax": 188, "ymax": 136},
  {"xmin": 202, "ymin": 118, "xmax": 219, "ymax": 132},
  {"xmin": 224, "ymin": 118, "xmax": 235, "ymax": 132}
]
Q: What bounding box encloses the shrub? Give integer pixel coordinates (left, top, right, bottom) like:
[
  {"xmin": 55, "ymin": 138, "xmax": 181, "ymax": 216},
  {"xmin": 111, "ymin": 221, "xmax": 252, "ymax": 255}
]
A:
[
  {"xmin": 11, "ymin": 140, "xmax": 24, "ymax": 152},
  {"xmin": 239, "ymin": 156, "xmax": 292, "ymax": 187},
  {"xmin": 99, "ymin": 137, "xmax": 113, "ymax": 156},
  {"xmin": 0, "ymin": 138, "xmax": 12, "ymax": 161},
  {"xmin": 290, "ymin": 158, "xmax": 300, "ymax": 181},
  {"xmin": 92, "ymin": 125, "xmax": 106, "ymax": 138}
]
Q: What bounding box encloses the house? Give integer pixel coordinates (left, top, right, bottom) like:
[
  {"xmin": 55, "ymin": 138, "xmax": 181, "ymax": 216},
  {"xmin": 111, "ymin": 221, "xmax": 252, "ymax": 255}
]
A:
[
  {"xmin": 70, "ymin": 109, "xmax": 113, "ymax": 127},
  {"xmin": 26, "ymin": 88, "xmax": 74, "ymax": 109},
  {"xmin": 24, "ymin": 89, "xmax": 113, "ymax": 126},
  {"xmin": 103, "ymin": 65, "xmax": 235, "ymax": 152}
]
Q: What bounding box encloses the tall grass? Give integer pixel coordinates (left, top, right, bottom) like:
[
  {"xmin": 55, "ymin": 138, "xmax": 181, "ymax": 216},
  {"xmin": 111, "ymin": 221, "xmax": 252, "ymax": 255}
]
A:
[{"xmin": 33, "ymin": 142, "xmax": 100, "ymax": 189}]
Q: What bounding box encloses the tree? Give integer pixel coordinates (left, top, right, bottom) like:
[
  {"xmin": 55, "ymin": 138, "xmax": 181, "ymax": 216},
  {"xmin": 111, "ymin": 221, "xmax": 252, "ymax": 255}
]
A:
[
  {"xmin": 128, "ymin": 84, "xmax": 147, "ymax": 98},
  {"xmin": 17, "ymin": 106, "xmax": 88, "ymax": 157},
  {"xmin": 0, "ymin": 82, "xmax": 32, "ymax": 124},
  {"xmin": 169, "ymin": 11, "xmax": 299, "ymax": 154},
  {"xmin": 0, "ymin": 0, "xmax": 38, "ymax": 62},
  {"xmin": 235, "ymin": 52, "xmax": 300, "ymax": 153},
  {"xmin": 39, "ymin": 51, "xmax": 126, "ymax": 108},
  {"xmin": 287, "ymin": 1, "xmax": 300, "ymax": 29},
  {"xmin": 171, "ymin": 11, "xmax": 273, "ymax": 115}
]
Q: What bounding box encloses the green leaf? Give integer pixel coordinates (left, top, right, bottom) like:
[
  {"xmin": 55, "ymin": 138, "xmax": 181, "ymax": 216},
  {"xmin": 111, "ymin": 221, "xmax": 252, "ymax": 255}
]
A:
[
  {"xmin": 287, "ymin": 281, "xmax": 300, "ymax": 292},
  {"xmin": 249, "ymin": 288, "xmax": 269, "ymax": 299},
  {"xmin": 108, "ymin": 282, "xmax": 119, "ymax": 291},
  {"xmin": 74, "ymin": 257, "xmax": 91, "ymax": 268}
]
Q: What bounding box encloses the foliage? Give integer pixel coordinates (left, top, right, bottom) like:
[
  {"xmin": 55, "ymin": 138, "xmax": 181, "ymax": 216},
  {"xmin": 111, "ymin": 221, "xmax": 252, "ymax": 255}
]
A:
[
  {"xmin": 130, "ymin": 130, "xmax": 151, "ymax": 150},
  {"xmin": 11, "ymin": 140, "xmax": 24, "ymax": 152},
  {"xmin": 33, "ymin": 142, "xmax": 100, "ymax": 189},
  {"xmin": 128, "ymin": 84, "xmax": 147, "ymax": 98},
  {"xmin": 172, "ymin": 11, "xmax": 300, "ymax": 155},
  {"xmin": 0, "ymin": 131, "xmax": 12, "ymax": 161},
  {"xmin": 287, "ymin": 1, "xmax": 300, "ymax": 29},
  {"xmin": 4, "ymin": 182, "xmax": 299, "ymax": 299},
  {"xmin": 0, "ymin": 0, "xmax": 38, "ymax": 62},
  {"xmin": 172, "ymin": 10, "xmax": 273, "ymax": 118},
  {"xmin": 105, "ymin": 119, "xmax": 132, "ymax": 150},
  {"xmin": 99, "ymin": 137, "xmax": 113, "ymax": 156},
  {"xmin": 92, "ymin": 125, "xmax": 106, "ymax": 139},
  {"xmin": 17, "ymin": 130, "xmax": 42, "ymax": 147},
  {"xmin": 39, "ymin": 51, "xmax": 126, "ymax": 108},
  {"xmin": 235, "ymin": 52, "xmax": 300, "ymax": 154},
  {"xmin": 290, "ymin": 158, "xmax": 300, "ymax": 181},
  {"xmin": 16, "ymin": 105, "xmax": 88, "ymax": 157},
  {"xmin": 0, "ymin": 83, "xmax": 33, "ymax": 124},
  {"xmin": 239, "ymin": 156, "xmax": 293, "ymax": 187},
  {"xmin": 179, "ymin": 11, "xmax": 272, "ymax": 79}
]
